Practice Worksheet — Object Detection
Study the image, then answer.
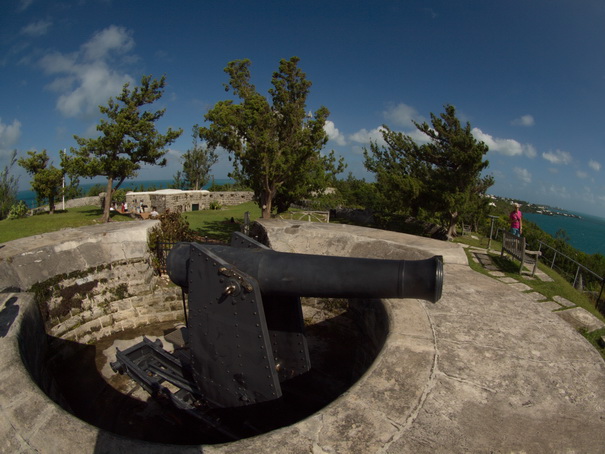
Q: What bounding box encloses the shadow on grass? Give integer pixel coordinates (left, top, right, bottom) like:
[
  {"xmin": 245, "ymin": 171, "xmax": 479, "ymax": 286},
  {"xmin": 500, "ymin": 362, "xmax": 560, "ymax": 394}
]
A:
[
  {"xmin": 491, "ymin": 254, "xmax": 524, "ymax": 274},
  {"xmin": 194, "ymin": 218, "xmax": 242, "ymax": 242},
  {"xmin": 80, "ymin": 208, "xmax": 104, "ymax": 218}
]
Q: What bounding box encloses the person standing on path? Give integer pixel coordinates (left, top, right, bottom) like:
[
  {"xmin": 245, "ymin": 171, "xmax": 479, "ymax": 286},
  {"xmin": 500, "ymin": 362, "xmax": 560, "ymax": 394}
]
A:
[{"xmin": 510, "ymin": 203, "xmax": 523, "ymax": 236}]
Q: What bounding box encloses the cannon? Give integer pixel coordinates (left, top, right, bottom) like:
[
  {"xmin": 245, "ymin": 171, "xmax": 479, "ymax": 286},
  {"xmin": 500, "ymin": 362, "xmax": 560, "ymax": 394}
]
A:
[{"xmin": 112, "ymin": 232, "xmax": 443, "ymax": 414}]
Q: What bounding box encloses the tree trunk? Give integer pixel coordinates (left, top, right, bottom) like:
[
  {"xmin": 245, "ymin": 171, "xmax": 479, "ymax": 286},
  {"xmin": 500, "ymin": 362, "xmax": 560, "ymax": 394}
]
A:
[
  {"xmin": 260, "ymin": 188, "xmax": 274, "ymax": 219},
  {"xmin": 447, "ymin": 211, "xmax": 459, "ymax": 239},
  {"xmin": 49, "ymin": 196, "xmax": 55, "ymax": 215},
  {"xmin": 102, "ymin": 177, "xmax": 113, "ymax": 223}
]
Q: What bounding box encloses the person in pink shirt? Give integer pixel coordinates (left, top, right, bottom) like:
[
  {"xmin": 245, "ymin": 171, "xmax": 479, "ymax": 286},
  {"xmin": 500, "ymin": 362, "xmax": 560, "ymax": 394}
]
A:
[{"xmin": 509, "ymin": 203, "xmax": 523, "ymax": 236}]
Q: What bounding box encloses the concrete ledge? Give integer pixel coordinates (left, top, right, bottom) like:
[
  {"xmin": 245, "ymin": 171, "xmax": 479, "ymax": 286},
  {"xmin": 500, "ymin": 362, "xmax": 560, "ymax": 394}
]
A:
[{"xmin": 0, "ymin": 221, "xmax": 159, "ymax": 292}]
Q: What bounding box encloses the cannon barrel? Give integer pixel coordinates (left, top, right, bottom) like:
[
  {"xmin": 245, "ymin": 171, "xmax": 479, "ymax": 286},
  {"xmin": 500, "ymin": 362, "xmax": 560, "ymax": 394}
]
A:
[{"xmin": 167, "ymin": 242, "xmax": 443, "ymax": 303}]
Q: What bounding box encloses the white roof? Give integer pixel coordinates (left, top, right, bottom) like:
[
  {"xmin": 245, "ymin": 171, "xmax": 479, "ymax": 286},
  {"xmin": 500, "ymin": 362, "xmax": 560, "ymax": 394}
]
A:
[{"xmin": 126, "ymin": 189, "xmax": 210, "ymax": 195}]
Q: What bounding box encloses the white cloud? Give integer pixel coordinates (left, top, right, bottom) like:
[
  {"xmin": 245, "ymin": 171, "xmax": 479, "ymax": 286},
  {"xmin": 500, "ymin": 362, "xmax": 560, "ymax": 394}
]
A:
[
  {"xmin": 82, "ymin": 26, "xmax": 135, "ymax": 61},
  {"xmin": 589, "ymin": 159, "xmax": 601, "ymax": 171},
  {"xmin": 514, "ymin": 167, "xmax": 532, "ymax": 184},
  {"xmin": 383, "ymin": 103, "xmax": 421, "ymax": 128},
  {"xmin": 17, "ymin": 0, "xmax": 33, "ymax": 12},
  {"xmin": 546, "ymin": 184, "xmax": 570, "ymax": 199},
  {"xmin": 349, "ymin": 127, "xmax": 387, "ymax": 146},
  {"xmin": 542, "ymin": 149, "xmax": 572, "ymax": 165},
  {"xmin": 21, "ymin": 19, "xmax": 52, "ymax": 37},
  {"xmin": 0, "ymin": 118, "xmax": 22, "ymax": 156},
  {"xmin": 576, "ymin": 170, "xmax": 588, "ymax": 179},
  {"xmin": 472, "ymin": 127, "xmax": 536, "ymax": 158},
  {"xmin": 324, "ymin": 120, "xmax": 346, "ymax": 146},
  {"xmin": 38, "ymin": 26, "xmax": 136, "ymax": 118},
  {"xmin": 511, "ymin": 114, "xmax": 535, "ymax": 127}
]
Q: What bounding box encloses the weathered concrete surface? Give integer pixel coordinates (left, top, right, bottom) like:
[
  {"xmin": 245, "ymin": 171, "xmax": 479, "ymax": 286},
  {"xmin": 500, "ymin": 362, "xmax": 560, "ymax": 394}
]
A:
[
  {"xmin": 1, "ymin": 219, "xmax": 605, "ymax": 453},
  {"xmin": 0, "ymin": 220, "xmax": 158, "ymax": 292},
  {"xmin": 244, "ymin": 220, "xmax": 605, "ymax": 453}
]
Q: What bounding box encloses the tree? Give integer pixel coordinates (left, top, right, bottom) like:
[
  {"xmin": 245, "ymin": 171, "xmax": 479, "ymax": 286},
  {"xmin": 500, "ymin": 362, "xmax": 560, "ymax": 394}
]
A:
[
  {"xmin": 0, "ymin": 150, "xmax": 20, "ymax": 220},
  {"xmin": 59, "ymin": 150, "xmax": 83, "ymax": 201},
  {"xmin": 18, "ymin": 150, "xmax": 63, "ymax": 214},
  {"xmin": 414, "ymin": 105, "xmax": 491, "ymax": 237},
  {"xmin": 200, "ymin": 57, "xmax": 341, "ymax": 218},
  {"xmin": 364, "ymin": 105, "xmax": 491, "ymax": 238},
  {"xmin": 364, "ymin": 126, "xmax": 430, "ymax": 217},
  {"xmin": 70, "ymin": 75, "xmax": 182, "ymax": 222},
  {"xmin": 179, "ymin": 127, "xmax": 218, "ymax": 190}
]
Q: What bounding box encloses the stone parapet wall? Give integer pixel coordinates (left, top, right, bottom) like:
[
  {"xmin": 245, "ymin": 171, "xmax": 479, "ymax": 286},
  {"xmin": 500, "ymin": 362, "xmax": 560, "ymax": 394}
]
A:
[
  {"xmin": 38, "ymin": 257, "xmax": 183, "ymax": 343},
  {"xmin": 31, "ymin": 196, "xmax": 102, "ymax": 214}
]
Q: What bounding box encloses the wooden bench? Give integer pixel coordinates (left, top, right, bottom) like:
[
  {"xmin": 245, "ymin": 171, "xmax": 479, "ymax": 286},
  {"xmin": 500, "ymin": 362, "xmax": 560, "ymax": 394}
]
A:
[{"xmin": 501, "ymin": 231, "xmax": 542, "ymax": 276}]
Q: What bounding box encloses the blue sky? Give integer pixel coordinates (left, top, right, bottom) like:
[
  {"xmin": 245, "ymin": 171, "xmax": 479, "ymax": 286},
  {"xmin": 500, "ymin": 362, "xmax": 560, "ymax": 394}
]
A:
[{"xmin": 2, "ymin": 0, "xmax": 605, "ymax": 217}]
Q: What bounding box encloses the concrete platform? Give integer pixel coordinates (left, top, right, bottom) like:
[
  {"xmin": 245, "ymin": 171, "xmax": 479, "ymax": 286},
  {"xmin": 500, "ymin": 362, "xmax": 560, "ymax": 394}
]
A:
[{"xmin": 1, "ymin": 219, "xmax": 605, "ymax": 453}]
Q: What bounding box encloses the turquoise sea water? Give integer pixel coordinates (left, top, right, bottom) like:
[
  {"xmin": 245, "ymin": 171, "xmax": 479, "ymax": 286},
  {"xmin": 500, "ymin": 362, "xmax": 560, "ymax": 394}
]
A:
[
  {"xmin": 16, "ymin": 178, "xmax": 233, "ymax": 209},
  {"xmin": 524, "ymin": 212, "xmax": 605, "ymax": 256}
]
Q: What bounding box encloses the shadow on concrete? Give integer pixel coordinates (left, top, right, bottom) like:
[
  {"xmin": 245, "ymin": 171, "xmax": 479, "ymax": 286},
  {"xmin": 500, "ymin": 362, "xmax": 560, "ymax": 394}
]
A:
[{"xmin": 46, "ymin": 307, "xmax": 372, "ymax": 447}]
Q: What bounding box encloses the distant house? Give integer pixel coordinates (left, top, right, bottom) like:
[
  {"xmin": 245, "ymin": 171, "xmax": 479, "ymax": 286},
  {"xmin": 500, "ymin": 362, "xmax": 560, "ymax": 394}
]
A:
[{"xmin": 125, "ymin": 189, "xmax": 254, "ymax": 214}]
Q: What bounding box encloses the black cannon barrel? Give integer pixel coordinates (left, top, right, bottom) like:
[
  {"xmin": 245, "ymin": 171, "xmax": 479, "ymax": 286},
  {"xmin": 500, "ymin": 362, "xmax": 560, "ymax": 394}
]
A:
[{"xmin": 167, "ymin": 242, "xmax": 443, "ymax": 303}]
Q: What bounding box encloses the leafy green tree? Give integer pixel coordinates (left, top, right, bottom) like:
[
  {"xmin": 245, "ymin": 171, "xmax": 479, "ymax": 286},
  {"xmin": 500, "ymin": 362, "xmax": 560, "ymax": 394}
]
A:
[
  {"xmin": 170, "ymin": 170, "xmax": 187, "ymax": 190},
  {"xmin": 200, "ymin": 57, "xmax": 341, "ymax": 218},
  {"xmin": 0, "ymin": 149, "xmax": 20, "ymax": 220},
  {"xmin": 70, "ymin": 75, "xmax": 182, "ymax": 222},
  {"xmin": 364, "ymin": 126, "xmax": 430, "ymax": 216},
  {"xmin": 364, "ymin": 105, "xmax": 491, "ymax": 238},
  {"xmin": 59, "ymin": 150, "xmax": 83, "ymax": 201},
  {"xmin": 18, "ymin": 150, "xmax": 63, "ymax": 214},
  {"xmin": 414, "ymin": 105, "xmax": 491, "ymax": 237},
  {"xmin": 180, "ymin": 127, "xmax": 218, "ymax": 190}
]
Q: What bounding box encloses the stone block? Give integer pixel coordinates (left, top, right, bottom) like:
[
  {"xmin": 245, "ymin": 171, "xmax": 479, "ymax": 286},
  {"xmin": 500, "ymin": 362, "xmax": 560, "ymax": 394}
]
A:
[
  {"xmin": 97, "ymin": 314, "xmax": 114, "ymax": 328},
  {"xmin": 538, "ymin": 301, "xmax": 563, "ymax": 311},
  {"xmin": 112, "ymin": 308, "xmax": 137, "ymax": 323},
  {"xmin": 553, "ymin": 295, "xmax": 575, "ymax": 307},
  {"xmin": 556, "ymin": 307, "xmax": 605, "ymax": 332},
  {"xmin": 119, "ymin": 318, "xmax": 136, "ymax": 331},
  {"xmin": 508, "ymin": 282, "xmax": 533, "ymax": 292}
]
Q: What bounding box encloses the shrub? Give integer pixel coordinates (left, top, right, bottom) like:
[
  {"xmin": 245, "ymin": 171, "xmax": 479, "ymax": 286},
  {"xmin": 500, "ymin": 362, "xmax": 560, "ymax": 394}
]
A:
[
  {"xmin": 147, "ymin": 211, "xmax": 196, "ymax": 273},
  {"xmin": 86, "ymin": 183, "xmax": 106, "ymax": 197},
  {"xmin": 7, "ymin": 201, "xmax": 28, "ymax": 220}
]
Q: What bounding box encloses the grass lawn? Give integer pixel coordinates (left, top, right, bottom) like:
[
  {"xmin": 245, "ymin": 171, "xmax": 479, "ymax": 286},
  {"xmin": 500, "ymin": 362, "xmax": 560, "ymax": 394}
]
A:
[
  {"xmin": 0, "ymin": 206, "xmax": 133, "ymax": 243},
  {"xmin": 0, "ymin": 202, "xmax": 263, "ymax": 245},
  {"xmin": 183, "ymin": 201, "xmax": 262, "ymax": 242}
]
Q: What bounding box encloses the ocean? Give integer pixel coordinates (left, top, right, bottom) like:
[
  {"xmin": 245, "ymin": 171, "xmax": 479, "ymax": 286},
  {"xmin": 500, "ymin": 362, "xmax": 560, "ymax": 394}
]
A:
[
  {"xmin": 16, "ymin": 178, "xmax": 234, "ymax": 210},
  {"xmin": 524, "ymin": 211, "xmax": 605, "ymax": 256}
]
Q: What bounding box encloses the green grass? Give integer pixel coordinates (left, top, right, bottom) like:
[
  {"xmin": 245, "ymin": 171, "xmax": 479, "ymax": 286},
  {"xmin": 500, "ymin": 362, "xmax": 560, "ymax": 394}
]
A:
[
  {"xmin": 0, "ymin": 206, "xmax": 133, "ymax": 243},
  {"xmin": 183, "ymin": 201, "xmax": 262, "ymax": 242}
]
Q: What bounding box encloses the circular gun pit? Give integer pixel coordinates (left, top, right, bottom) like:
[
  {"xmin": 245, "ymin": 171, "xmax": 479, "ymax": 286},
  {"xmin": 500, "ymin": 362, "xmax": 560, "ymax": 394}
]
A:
[{"xmin": 43, "ymin": 297, "xmax": 385, "ymax": 445}]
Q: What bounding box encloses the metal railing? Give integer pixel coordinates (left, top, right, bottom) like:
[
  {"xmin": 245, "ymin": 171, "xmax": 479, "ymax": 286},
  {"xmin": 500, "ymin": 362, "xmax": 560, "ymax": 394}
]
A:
[
  {"xmin": 536, "ymin": 240, "xmax": 605, "ymax": 311},
  {"xmin": 278, "ymin": 210, "xmax": 330, "ymax": 223}
]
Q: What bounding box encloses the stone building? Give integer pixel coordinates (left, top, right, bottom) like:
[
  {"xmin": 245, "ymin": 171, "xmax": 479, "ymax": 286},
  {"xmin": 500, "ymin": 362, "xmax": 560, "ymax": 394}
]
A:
[{"xmin": 125, "ymin": 189, "xmax": 255, "ymax": 214}]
